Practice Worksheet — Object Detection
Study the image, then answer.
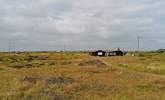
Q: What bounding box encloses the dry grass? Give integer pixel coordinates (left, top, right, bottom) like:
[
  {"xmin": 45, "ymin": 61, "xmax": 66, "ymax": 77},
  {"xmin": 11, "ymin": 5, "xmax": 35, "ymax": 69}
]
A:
[{"xmin": 0, "ymin": 52, "xmax": 165, "ymax": 100}]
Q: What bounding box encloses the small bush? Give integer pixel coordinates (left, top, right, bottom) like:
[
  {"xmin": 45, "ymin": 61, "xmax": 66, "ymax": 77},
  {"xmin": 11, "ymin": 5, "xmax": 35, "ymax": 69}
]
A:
[
  {"xmin": 79, "ymin": 59, "xmax": 107, "ymax": 67},
  {"xmin": 138, "ymin": 53, "xmax": 146, "ymax": 57},
  {"xmin": 41, "ymin": 91, "xmax": 65, "ymax": 100},
  {"xmin": 20, "ymin": 76, "xmax": 41, "ymax": 84},
  {"xmin": 45, "ymin": 75, "xmax": 74, "ymax": 85},
  {"xmin": 10, "ymin": 64, "xmax": 25, "ymax": 69},
  {"xmin": 28, "ymin": 56, "xmax": 48, "ymax": 60},
  {"xmin": 25, "ymin": 63, "xmax": 33, "ymax": 68},
  {"xmin": 60, "ymin": 61, "xmax": 72, "ymax": 65},
  {"xmin": 48, "ymin": 61, "xmax": 56, "ymax": 66}
]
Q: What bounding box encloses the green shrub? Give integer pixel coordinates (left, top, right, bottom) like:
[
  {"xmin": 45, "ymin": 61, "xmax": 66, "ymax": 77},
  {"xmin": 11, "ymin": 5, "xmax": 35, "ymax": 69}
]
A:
[
  {"xmin": 45, "ymin": 75, "xmax": 74, "ymax": 85},
  {"xmin": 60, "ymin": 61, "xmax": 72, "ymax": 65},
  {"xmin": 48, "ymin": 61, "xmax": 56, "ymax": 66}
]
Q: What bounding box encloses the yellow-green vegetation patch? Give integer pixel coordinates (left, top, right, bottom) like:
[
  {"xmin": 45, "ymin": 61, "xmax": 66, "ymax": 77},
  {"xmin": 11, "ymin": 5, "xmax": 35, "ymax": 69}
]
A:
[{"xmin": 0, "ymin": 52, "xmax": 165, "ymax": 100}]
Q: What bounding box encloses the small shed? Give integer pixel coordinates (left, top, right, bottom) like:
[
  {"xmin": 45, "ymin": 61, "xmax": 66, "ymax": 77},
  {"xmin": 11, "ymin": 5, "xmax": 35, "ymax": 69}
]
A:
[{"xmin": 91, "ymin": 50, "xmax": 106, "ymax": 56}]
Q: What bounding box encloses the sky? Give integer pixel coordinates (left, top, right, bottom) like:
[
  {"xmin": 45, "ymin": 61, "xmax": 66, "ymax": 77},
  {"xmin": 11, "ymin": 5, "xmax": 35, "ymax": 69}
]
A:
[{"xmin": 0, "ymin": 0, "xmax": 165, "ymax": 51}]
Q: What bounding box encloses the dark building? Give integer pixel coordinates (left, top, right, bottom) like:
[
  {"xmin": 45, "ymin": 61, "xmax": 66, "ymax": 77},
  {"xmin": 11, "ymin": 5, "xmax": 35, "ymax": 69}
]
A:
[
  {"xmin": 90, "ymin": 49, "xmax": 124, "ymax": 57},
  {"xmin": 158, "ymin": 49, "xmax": 165, "ymax": 53},
  {"xmin": 91, "ymin": 50, "xmax": 106, "ymax": 56},
  {"xmin": 110, "ymin": 50, "xmax": 124, "ymax": 56}
]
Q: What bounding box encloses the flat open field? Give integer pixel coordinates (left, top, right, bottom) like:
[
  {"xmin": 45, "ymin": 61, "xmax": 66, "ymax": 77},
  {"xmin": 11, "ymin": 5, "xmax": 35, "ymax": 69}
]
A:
[{"xmin": 0, "ymin": 52, "xmax": 165, "ymax": 100}]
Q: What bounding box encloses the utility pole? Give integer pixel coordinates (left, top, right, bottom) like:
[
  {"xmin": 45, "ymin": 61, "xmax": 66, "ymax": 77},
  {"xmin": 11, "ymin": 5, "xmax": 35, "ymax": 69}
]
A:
[
  {"xmin": 137, "ymin": 36, "xmax": 140, "ymax": 51},
  {"xmin": 8, "ymin": 42, "xmax": 12, "ymax": 52},
  {"xmin": 64, "ymin": 45, "xmax": 66, "ymax": 51}
]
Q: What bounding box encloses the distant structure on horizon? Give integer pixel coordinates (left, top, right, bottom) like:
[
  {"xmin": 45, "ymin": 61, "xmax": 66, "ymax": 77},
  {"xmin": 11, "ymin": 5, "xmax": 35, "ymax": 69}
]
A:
[
  {"xmin": 90, "ymin": 48, "xmax": 125, "ymax": 57},
  {"xmin": 158, "ymin": 49, "xmax": 165, "ymax": 53}
]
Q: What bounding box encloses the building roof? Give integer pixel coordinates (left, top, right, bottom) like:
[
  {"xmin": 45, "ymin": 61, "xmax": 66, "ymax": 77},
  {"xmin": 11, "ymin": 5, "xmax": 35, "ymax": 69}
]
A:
[{"xmin": 158, "ymin": 49, "xmax": 165, "ymax": 51}]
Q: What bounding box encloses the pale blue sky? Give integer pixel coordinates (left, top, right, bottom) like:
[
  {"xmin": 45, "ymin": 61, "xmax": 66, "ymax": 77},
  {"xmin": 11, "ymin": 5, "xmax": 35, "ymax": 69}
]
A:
[{"xmin": 0, "ymin": 0, "xmax": 165, "ymax": 51}]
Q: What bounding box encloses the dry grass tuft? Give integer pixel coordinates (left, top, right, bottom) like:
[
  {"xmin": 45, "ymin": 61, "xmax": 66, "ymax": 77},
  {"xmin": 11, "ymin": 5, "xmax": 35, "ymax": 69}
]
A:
[
  {"xmin": 79, "ymin": 59, "xmax": 107, "ymax": 67},
  {"xmin": 20, "ymin": 76, "xmax": 41, "ymax": 84}
]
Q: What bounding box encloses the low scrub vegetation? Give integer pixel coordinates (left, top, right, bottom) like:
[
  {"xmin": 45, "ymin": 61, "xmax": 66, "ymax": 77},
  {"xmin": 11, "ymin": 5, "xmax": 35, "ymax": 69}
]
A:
[
  {"xmin": 45, "ymin": 75, "xmax": 74, "ymax": 85},
  {"xmin": 79, "ymin": 59, "xmax": 107, "ymax": 67},
  {"xmin": 0, "ymin": 52, "xmax": 165, "ymax": 100}
]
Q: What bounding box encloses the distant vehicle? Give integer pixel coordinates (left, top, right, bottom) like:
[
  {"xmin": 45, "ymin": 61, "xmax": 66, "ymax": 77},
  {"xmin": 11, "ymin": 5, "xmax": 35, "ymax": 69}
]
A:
[{"xmin": 90, "ymin": 49, "xmax": 124, "ymax": 57}]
